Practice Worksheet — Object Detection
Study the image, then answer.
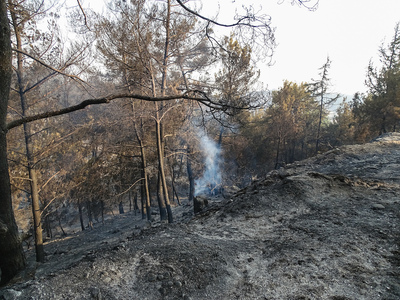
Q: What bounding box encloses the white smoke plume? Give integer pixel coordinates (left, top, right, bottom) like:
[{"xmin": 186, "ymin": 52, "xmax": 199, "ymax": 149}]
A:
[{"xmin": 194, "ymin": 132, "xmax": 222, "ymax": 196}]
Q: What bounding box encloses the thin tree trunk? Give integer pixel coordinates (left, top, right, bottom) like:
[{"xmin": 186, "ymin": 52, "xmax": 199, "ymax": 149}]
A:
[
  {"xmin": 316, "ymin": 96, "xmax": 323, "ymax": 154},
  {"xmin": 140, "ymin": 176, "xmax": 146, "ymax": 220},
  {"xmin": 129, "ymin": 191, "xmax": 132, "ymax": 212},
  {"xmin": 56, "ymin": 209, "xmax": 66, "ymax": 236},
  {"xmin": 156, "ymin": 119, "xmax": 173, "ymax": 223},
  {"xmin": 172, "ymin": 180, "xmax": 181, "ymax": 206},
  {"xmin": 274, "ymin": 135, "xmax": 281, "ymax": 170},
  {"xmin": 10, "ymin": 4, "xmax": 45, "ymax": 263},
  {"xmin": 44, "ymin": 213, "xmax": 52, "ymax": 239},
  {"xmin": 26, "ymin": 150, "xmax": 44, "ymax": 262},
  {"xmin": 119, "ymin": 201, "xmax": 125, "ymax": 214},
  {"xmin": 157, "ymin": 172, "xmax": 168, "ymax": 221},
  {"xmin": 136, "ymin": 124, "xmax": 152, "ymax": 221},
  {"xmin": 78, "ymin": 200, "xmax": 85, "ymax": 231},
  {"xmin": 156, "ymin": 0, "xmax": 173, "ymax": 223},
  {"xmin": 134, "ymin": 191, "xmax": 139, "ymax": 216},
  {"xmin": 86, "ymin": 201, "xmax": 94, "ymax": 230},
  {"xmin": 187, "ymin": 146, "xmax": 195, "ymax": 202}
]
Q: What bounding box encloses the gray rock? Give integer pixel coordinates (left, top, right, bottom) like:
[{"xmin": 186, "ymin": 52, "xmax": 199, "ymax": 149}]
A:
[
  {"xmin": 90, "ymin": 287, "xmax": 102, "ymax": 300},
  {"xmin": 0, "ymin": 289, "xmax": 22, "ymax": 300},
  {"xmin": 372, "ymin": 203, "xmax": 385, "ymax": 210}
]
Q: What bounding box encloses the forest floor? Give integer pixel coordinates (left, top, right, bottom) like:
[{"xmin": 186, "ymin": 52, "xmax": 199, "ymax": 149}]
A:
[{"xmin": 1, "ymin": 133, "xmax": 400, "ymax": 300}]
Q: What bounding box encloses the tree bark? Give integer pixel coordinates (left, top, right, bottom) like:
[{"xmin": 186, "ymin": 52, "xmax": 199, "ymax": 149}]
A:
[
  {"xmin": 187, "ymin": 146, "xmax": 195, "ymax": 202},
  {"xmin": 24, "ymin": 130, "xmax": 44, "ymax": 262},
  {"xmin": 119, "ymin": 201, "xmax": 125, "ymax": 214},
  {"xmin": 157, "ymin": 172, "xmax": 168, "ymax": 221},
  {"xmin": 155, "ymin": 0, "xmax": 174, "ymax": 224},
  {"xmin": 0, "ymin": 0, "xmax": 26, "ymax": 284},
  {"xmin": 156, "ymin": 119, "xmax": 173, "ymax": 223},
  {"xmin": 134, "ymin": 191, "xmax": 139, "ymax": 216},
  {"xmin": 9, "ymin": 1, "xmax": 45, "ymax": 263},
  {"xmin": 86, "ymin": 201, "xmax": 94, "ymax": 230},
  {"xmin": 134, "ymin": 120, "xmax": 152, "ymax": 221},
  {"xmin": 78, "ymin": 200, "xmax": 85, "ymax": 231},
  {"xmin": 56, "ymin": 209, "xmax": 66, "ymax": 236}
]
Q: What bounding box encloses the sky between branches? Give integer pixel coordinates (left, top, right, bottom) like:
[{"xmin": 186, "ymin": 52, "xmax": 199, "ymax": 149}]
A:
[{"xmin": 79, "ymin": 0, "xmax": 400, "ymax": 96}]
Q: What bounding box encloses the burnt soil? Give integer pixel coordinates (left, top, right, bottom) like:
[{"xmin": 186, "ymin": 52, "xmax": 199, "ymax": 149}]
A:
[{"xmin": 1, "ymin": 133, "xmax": 400, "ymax": 300}]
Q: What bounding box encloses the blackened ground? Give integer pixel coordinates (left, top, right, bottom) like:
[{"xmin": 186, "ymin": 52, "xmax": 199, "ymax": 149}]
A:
[{"xmin": 1, "ymin": 133, "xmax": 400, "ymax": 300}]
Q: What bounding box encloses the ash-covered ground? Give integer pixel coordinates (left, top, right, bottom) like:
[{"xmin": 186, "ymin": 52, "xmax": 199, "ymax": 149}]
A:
[{"xmin": 1, "ymin": 133, "xmax": 400, "ymax": 300}]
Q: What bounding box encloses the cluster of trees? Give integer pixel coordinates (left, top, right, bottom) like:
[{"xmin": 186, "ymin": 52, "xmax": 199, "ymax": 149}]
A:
[
  {"xmin": 1, "ymin": 0, "xmax": 275, "ymax": 284},
  {"xmin": 0, "ymin": 0, "xmax": 398, "ymax": 286}
]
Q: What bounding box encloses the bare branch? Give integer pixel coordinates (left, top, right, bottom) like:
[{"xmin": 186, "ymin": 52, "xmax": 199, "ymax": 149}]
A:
[
  {"xmin": 175, "ymin": 0, "xmax": 275, "ymax": 60},
  {"xmin": 39, "ymin": 171, "xmax": 61, "ymax": 193},
  {"xmin": 7, "ymin": 90, "xmax": 255, "ymax": 130},
  {"xmin": 76, "ymin": 0, "xmax": 91, "ymax": 30},
  {"xmin": 176, "ymin": 0, "xmax": 258, "ymax": 28},
  {"xmin": 280, "ymin": 0, "xmax": 319, "ymax": 11},
  {"xmin": 11, "ymin": 47, "xmax": 86, "ymax": 83},
  {"xmin": 115, "ymin": 178, "xmax": 144, "ymax": 197}
]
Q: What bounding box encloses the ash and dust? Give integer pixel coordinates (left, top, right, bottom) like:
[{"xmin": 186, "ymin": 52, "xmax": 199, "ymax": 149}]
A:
[{"xmin": 1, "ymin": 133, "xmax": 400, "ymax": 300}]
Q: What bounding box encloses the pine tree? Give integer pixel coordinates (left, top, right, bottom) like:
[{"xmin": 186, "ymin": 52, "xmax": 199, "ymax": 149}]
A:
[{"xmin": 365, "ymin": 22, "xmax": 400, "ymax": 134}]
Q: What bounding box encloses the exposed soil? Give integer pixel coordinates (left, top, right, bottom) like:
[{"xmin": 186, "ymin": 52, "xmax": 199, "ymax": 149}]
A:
[{"xmin": 1, "ymin": 133, "xmax": 400, "ymax": 300}]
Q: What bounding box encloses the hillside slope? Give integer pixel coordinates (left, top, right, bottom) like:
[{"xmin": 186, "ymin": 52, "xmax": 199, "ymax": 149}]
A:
[{"xmin": 1, "ymin": 133, "xmax": 399, "ymax": 300}]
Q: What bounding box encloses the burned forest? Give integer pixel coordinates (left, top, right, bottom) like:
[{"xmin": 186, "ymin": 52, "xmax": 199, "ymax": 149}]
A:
[{"xmin": 0, "ymin": 0, "xmax": 400, "ymax": 299}]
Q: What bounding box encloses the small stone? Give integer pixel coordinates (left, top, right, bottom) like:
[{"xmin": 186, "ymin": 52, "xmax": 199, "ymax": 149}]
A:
[
  {"xmin": 157, "ymin": 274, "xmax": 164, "ymax": 280},
  {"xmin": 103, "ymin": 277, "xmax": 112, "ymax": 284},
  {"xmin": 372, "ymin": 204, "xmax": 385, "ymax": 210},
  {"xmin": 148, "ymin": 273, "xmax": 157, "ymax": 282},
  {"xmin": 163, "ymin": 271, "xmax": 171, "ymax": 278},
  {"xmin": 174, "ymin": 280, "xmax": 182, "ymax": 287},
  {"xmin": 0, "ymin": 289, "xmax": 22, "ymax": 300},
  {"xmin": 89, "ymin": 287, "xmax": 102, "ymax": 300}
]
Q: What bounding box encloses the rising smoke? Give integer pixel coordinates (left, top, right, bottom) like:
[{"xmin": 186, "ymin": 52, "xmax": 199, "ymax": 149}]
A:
[{"xmin": 194, "ymin": 132, "xmax": 222, "ymax": 196}]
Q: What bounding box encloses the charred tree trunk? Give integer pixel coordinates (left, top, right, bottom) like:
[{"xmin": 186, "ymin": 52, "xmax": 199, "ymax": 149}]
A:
[
  {"xmin": 156, "ymin": 120, "xmax": 173, "ymax": 223},
  {"xmin": 78, "ymin": 200, "xmax": 85, "ymax": 231},
  {"xmin": 44, "ymin": 213, "xmax": 52, "ymax": 239},
  {"xmin": 0, "ymin": 1, "xmax": 26, "ymax": 284},
  {"xmin": 140, "ymin": 178, "xmax": 146, "ymax": 220},
  {"xmin": 119, "ymin": 201, "xmax": 124, "ymax": 214},
  {"xmin": 316, "ymin": 96, "xmax": 323, "ymax": 154},
  {"xmin": 129, "ymin": 191, "xmax": 132, "ymax": 212},
  {"xmin": 86, "ymin": 201, "xmax": 94, "ymax": 230},
  {"xmin": 56, "ymin": 209, "xmax": 66, "ymax": 236},
  {"xmin": 134, "ymin": 118, "xmax": 152, "ymax": 221},
  {"xmin": 187, "ymin": 146, "xmax": 195, "ymax": 202},
  {"xmin": 157, "ymin": 0, "xmax": 173, "ymax": 223},
  {"xmin": 157, "ymin": 172, "xmax": 168, "ymax": 221},
  {"xmin": 134, "ymin": 191, "xmax": 139, "ymax": 216},
  {"xmin": 172, "ymin": 180, "xmax": 181, "ymax": 206},
  {"xmin": 171, "ymin": 166, "xmax": 181, "ymax": 205},
  {"xmin": 274, "ymin": 135, "xmax": 281, "ymax": 170}
]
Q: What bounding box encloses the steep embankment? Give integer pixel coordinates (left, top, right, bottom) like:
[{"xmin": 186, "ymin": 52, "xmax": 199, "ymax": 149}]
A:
[{"xmin": 1, "ymin": 133, "xmax": 399, "ymax": 300}]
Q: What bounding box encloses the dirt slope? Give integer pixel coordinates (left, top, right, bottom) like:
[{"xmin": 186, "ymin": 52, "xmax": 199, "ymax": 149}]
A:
[{"xmin": 1, "ymin": 133, "xmax": 399, "ymax": 300}]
